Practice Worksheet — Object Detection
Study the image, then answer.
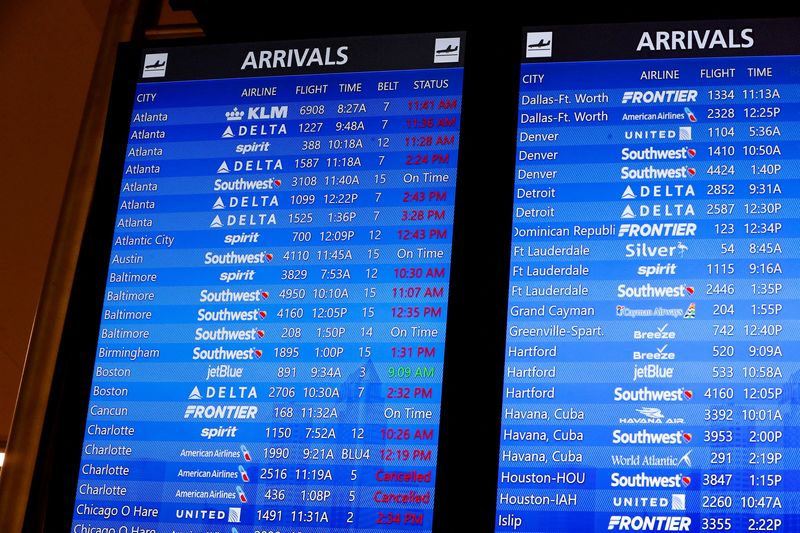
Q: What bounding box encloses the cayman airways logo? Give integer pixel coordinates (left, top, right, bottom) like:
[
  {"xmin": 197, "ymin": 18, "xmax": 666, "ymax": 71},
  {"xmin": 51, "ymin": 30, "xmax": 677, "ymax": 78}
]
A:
[{"xmin": 636, "ymin": 28, "xmax": 754, "ymax": 51}]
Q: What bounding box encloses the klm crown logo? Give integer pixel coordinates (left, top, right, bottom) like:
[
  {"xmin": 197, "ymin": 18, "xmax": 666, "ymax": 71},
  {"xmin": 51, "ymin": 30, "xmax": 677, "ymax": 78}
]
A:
[{"xmin": 226, "ymin": 107, "xmax": 245, "ymax": 121}]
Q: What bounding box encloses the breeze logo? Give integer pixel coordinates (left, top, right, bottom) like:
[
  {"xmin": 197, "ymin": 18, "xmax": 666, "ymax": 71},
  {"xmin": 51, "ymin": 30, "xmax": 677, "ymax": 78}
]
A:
[
  {"xmin": 621, "ymin": 90, "xmax": 697, "ymax": 104},
  {"xmin": 633, "ymin": 323, "xmax": 677, "ymax": 340},
  {"xmin": 632, "ymin": 343, "xmax": 676, "ymax": 361},
  {"xmin": 608, "ymin": 515, "xmax": 691, "ymax": 531}
]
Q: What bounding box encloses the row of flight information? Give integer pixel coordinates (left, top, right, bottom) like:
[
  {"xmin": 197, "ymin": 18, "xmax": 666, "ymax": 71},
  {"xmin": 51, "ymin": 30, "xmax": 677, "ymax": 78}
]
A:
[{"xmin": 62, "ymin": 20, "xmax": 800, "ymax": 533}]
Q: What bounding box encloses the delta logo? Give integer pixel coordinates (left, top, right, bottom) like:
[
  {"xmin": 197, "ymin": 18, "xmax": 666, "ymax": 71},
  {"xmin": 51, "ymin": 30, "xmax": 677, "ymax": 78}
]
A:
[{"xmin": 620, "ymin": 203, "xmax": 695, "ymax": 218}]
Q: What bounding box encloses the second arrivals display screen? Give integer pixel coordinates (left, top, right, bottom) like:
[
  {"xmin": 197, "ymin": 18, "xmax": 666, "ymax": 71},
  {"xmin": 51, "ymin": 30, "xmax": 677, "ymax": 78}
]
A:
[
  {"xmin": 496, "ymin": 19, "xmax": 800, "ymax": 533},
  {"xmin": 35, "ymin": 16, "xmax": 800, "ymax": 533},
  {"xmin": 71, "ymin": 33, "xmax": 464, "ymax": 532}
]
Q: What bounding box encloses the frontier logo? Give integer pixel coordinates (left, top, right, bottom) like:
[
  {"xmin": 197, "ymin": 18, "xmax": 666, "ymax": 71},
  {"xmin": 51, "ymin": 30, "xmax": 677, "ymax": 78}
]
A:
[
  {"xmin": 618, "ymin": 223, "xmax": 696, "ymax": 237},
  {"xmin": 608, "ymin": 516, "xmax": 691, "ymax": 531},
  {"xmin": 621, "ymin": 90, "xmax": 697, "ymax": 104}
]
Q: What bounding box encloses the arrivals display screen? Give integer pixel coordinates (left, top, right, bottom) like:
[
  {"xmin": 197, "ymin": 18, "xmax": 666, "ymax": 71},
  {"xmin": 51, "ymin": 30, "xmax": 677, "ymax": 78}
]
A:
[
  {"xmin": 71, "ymin": 33, "xmax": 464, "ymax": 532},
  {"xmin": 496, "ymin": 20, "xmax": 800, "ymax": 533}
]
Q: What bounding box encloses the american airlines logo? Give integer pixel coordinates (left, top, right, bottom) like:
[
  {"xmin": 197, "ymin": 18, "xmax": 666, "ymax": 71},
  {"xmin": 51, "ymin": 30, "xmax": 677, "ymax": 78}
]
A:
[
  {"xmin": 608, "ymin": 515, "xmax": 691, "ymax": 531},
  {"xmin": 622, "ymin": 90, "xmax": 697, "ymax": 104}
]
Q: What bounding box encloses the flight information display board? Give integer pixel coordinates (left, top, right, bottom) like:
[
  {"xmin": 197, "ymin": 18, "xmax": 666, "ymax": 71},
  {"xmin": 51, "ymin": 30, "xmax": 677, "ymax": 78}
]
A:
[
  {"xmin": 71, "ymin": 33, "xmax": 464, "ymax": 532},
  {"xmin": 496, "ymin": 20, "xmax": 800, "ymax": 533}
]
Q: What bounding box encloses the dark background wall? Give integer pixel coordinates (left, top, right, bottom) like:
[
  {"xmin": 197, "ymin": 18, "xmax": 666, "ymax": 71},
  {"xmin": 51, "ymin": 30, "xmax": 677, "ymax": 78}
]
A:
[
  {"xmin": 0, "ymin": 0, "xmax": 195, "ymax": 446},
  {"xmin": 0, "ymin": 0, "xmax": 111, "ymax": 445}
]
